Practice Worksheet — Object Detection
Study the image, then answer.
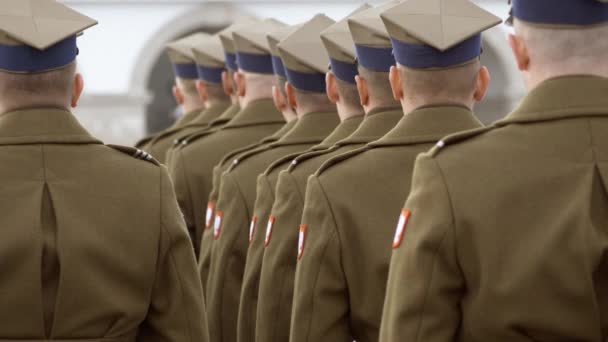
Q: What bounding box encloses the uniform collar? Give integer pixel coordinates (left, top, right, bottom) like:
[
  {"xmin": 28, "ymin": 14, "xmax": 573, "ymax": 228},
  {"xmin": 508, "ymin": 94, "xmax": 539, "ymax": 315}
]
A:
[
  {"xmin": 264, "ymin": 119, "xmax": 298, "ymax": 142},
  {"xmin": 312, "ymin": 115, "xmax": 364, "ymax": 150},
  {"xmin": 497, "ymin": 75, "xmax": 608, "ymax": 126},
  {"xmin": 370, "ymin": 105, "xmax": 482, "ymax": 147},
  {"xmin": 0, "ymin": 108, "xmax": 102, "ymax": 145},
  {"xmin": 223, "ymin": 99, "xmax": 284, "ymax": 128},
  {"xmin": 173, "ymin": 109, "xmax": 202, "ymax": 129},
  {"xmin": 188, "ymin": 101, "xmax": 231, "ymax": 126},
  {"xmin": 337, "ymin": 108, "xmax": 403, "ymax": 145},
  {"xmin": 270, "ymin": 111, "xmax": 340, "ymax": 146}
]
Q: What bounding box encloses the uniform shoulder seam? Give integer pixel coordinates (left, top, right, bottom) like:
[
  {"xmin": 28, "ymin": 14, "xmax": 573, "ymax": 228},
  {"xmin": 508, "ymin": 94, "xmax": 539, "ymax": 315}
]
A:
[
  {"xmin": 429, "ymin": 126, "xmax": 494, "ymax": 158},
  {"xmin": 107, "ymin": 144, "xmax": 161, "ymax": 166}
]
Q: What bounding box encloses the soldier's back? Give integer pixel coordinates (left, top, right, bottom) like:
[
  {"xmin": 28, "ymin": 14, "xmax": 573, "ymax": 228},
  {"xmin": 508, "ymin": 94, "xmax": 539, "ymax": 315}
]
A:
[{"xmin": 0, "ymin": 108, "xmax": 207, "ymax": 341}]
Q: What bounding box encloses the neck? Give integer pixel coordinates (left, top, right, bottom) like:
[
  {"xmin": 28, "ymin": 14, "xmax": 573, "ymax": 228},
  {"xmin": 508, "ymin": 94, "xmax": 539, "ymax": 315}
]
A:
[
  {"xmin": 206, "ymin": 97, "xmax": 229, "ymax": 108},
  {"xmin": 0, "ymin": 102, "xmax": 69, "ymax": 115},
  {"xmin": 336, "ymin": 103, "xmax": 364, "ymax": 122},
  {"xmin": 401, "ymin": 99, "xmax": 473, "ymax": 115},
  {"xmin": 281, "ymin": 109, "xmax": 298, "ymax": 122},
  {"xmin": 182, "ymin": 102, "xmax": 205, "ymax": 115},
  {"xmin": 525, "ymin": 68, "xmax": 608, "ymax": 91},
  {"xmin": 239, "ymin": 90, "xmax": 273, "ymax": 108}
]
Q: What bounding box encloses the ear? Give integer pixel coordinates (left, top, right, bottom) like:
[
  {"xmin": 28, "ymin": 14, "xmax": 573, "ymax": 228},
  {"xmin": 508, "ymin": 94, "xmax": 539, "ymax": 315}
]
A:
[
  {"xmin": 285, "ymin": 82, "xmax": 298, "ymax": 110},
  {"xmin": 508, "ymin": 33, "xmax": 530, "ymax": 72},
  {"xmin": 473, "ymin": 66, "xmax": 491, "ymax": 102},
  {"xmin": 235, "ymin": 72, "xmax": 246, "ymax": 97},
  {"xmin": 389, "ymin": 65, "xmax": 403, "ymax": 101},
  {"xmin": 172, "ymin": 84, "xmax": 185, "ymax": 105},
  {"xmin": 272, "ymin": 85, "xmax": 287, "ymax": 112},
  {"xmin": 196, "ymin": 80, "xmax": 209, "ymax": 103},
  {"xmin": 326, "ymin": 72, "xmax": 339, "ymax": 104},
  {"xmin": 70, "ymin": 73, "xmax": 84, "ymax": 108},
  {"xmin": 221, "ymin": 71, "xmax": 234, "ymax": 96},
  {"xmin": 355, "ymin": 75, "xmax": 369, "ymax": 107}
]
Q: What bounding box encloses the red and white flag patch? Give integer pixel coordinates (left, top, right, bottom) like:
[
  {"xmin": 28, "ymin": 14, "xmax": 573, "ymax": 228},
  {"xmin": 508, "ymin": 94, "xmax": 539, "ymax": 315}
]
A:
[
  {"xmin": 249, "ymin": 216, "xmax": 257, "ymax": 243},
  {"xmin": 205, "ymin": 202, "xmax": 215, "ymax": 230},
  {"xmin": 264, "ymin": 216, "xmax": 275, "ymax": 247},
  {"xmin": 297, "ymin": 224, "xmax": 307, "ymax": 260},
  {"xmin": 393, "ymin": 209, "xmax": 411, "ymax": 249},
  {"xmin": 213, "ymin": 211, "xmax": 223, "ymax": 240}
]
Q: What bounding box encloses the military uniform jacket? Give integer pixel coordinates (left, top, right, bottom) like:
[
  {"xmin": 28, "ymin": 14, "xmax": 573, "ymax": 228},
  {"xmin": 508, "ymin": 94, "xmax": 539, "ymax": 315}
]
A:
[
  {"xmin": 255, "ymin": 108, "xmax": 402, "ymax": 342},
  {"xmin": 135, "ymin": 108, "xmax": 202, "ymax": 150},
  {"xmin": 380, "ymin": 76, "xmax": 608, "ymax": 342},
  {"xmin": 0, "ymin": 108, "xmax": 209, "ymax": 341},
  {"xmin": 165, "ymin": 103, "xmax": 241, "ymax": 167},
  {"xmin": 291, "ymin": 106, "xmax": 483, "ymax": 342},
  {"xmin": 199, "ymin": 120, "xmax": 297, "ymax": 297},
  {"xmin": 206, "ymin": 111, "xmax": 340, "ymax": 342},
  {"xmin": 146, "ymin": 102, "xmax": 231, "ymax": 163},
  {"xmin": 238, "ymin": 115, "xmax": 365, "ymax": 342},
  {"xmin": 169, "ymin": 99, "xmax": 284, "ymax": 255}
]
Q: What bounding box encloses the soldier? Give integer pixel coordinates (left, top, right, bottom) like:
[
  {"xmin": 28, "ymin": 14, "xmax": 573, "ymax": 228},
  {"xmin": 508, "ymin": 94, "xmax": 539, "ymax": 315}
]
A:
[
  {"xmin": 380, "ymin": 0, "xmax": 608, "ymax": 341},
  {"xmin": 146, "ymin": 33, "xmax": 233, "ymax": 163},
  {"xmin": 135, "ymin": 33, "xmax": 208, "ymax": 154},
  {"xmin": 199, "ymin": 24, "xmax": 301, "ymax": 300},
  {"xmin": 290, "ymin": 0, "xmax": 499, "ymax": 341},
  {"xmin": 255, "ymin": 3, "xmax": 409, "ymax": 341},
  {"xmin": 237, "ymin": 7, "xmax": 374, "ymax": 342},
  {"xmin": 205, "ymin": 14, "xmax": 342, "ymax": 342},
  {"xmin": 164, "ymin": 19, "xmax": 262, "ymax": 167},
  {"xmin": 0, "ymin": 1, "xmax": 208, "ymax": 340},
  {"xmin": 168, "ymin": 18, "xmax": 285, "ymax": 255}
]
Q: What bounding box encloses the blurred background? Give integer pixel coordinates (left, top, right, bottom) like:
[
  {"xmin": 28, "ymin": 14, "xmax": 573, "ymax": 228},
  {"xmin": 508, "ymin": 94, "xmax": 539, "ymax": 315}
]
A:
[{"xmin": 64, "ymin": 0, "xmax": 525, "ymax": 145}]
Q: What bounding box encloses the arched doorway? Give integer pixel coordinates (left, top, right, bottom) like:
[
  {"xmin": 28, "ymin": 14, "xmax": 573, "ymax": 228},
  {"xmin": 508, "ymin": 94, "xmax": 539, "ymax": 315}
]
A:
[{"xmin": 129, "ymin": 3, "xmax": 254, "ymax": 135}]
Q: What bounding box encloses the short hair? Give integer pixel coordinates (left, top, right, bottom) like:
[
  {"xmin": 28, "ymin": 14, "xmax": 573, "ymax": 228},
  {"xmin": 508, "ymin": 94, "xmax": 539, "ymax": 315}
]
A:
[
  {"xmin": 175, "ymin": 77, "xmax": 199, "ymax": 100},
  {"xmin": 205, "ymin": 81, "xmax": 230, "ymax": 101},
  {"xmin": 515, "ymin": 19, "xmax": 608, "ymax": 72},
  {"xmin": 358, "ymin": 66, "xmax": 398, "ymax": 107},
  {"xmin": 399, "ymin": 60, "xmax": 481, "ymax": 105},
  {"xmin": 0, "ymin": 62, "xmax": 76, "ymax": 108},
  {"xmin": 334, "ymin": 77, "xmax": 362, "ymax": 110},
  {"xmin": 294, "ymin": 88, "xmax": 334, "ymax": 112}
]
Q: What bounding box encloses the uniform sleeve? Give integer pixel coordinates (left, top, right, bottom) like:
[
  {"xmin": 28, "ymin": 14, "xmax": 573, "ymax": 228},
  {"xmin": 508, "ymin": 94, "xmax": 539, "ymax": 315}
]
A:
[
  {"xmin": 379, "ymin": 155, "xmax": 464, "ymax": 342},
  {"xmin": 137, "ymin": 168, "xmax": 209, "ymax": 342},
  {"xmin": 290, "ymin": 176, "xmax": 350, "ymax": 342},
  {"xmin": 168, "ymin": 150, "xmax": 198, "ymax": 252}
]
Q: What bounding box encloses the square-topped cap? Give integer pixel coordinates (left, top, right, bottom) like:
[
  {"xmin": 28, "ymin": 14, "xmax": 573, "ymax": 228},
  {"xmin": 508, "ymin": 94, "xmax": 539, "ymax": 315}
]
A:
[{"xmin": 321, "ymin": 3, "xmax": 372, "ymax": 63}]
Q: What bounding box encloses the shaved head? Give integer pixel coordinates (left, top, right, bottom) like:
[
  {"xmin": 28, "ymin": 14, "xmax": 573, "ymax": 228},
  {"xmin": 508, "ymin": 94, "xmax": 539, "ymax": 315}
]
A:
[{"xmin": 0, "ymin": 62, "xmax": 77, "ymax": 111}]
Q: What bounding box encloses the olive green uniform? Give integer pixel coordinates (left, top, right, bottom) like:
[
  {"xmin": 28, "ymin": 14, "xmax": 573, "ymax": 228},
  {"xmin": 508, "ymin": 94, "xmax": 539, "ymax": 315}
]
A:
[
  {"xmin": 169, "ymin": 99, "xmax": 283, "ymax": 255},
  {"xmin": 199, "ymin": 120, "xmax": 298, "ymax": 295},
  {"xmin": 135, "ymin": 109, "xmax": 200, "ymax": 150},
  {"xmin": 206, "ymin": 111, "xmax": 340, "ymax": 342},
  {"xmin": 291, "ymin": 106, "xmax": 483, "ymax": 342},
  {"xmin": 381, "ymin": 76, "xmax": 608, "ymax": 342},
  {"xmin": 0, "ymin": 108, "xmax": 208, "ymax": 341},
  {"xmin": 255, "ymin": 108, "xmax": 401, "ymax": 342},
  {"xmin": 166, "ymin": 103, "xmax": 240, "ymax": 168},
  {"xmin": 145, "ymin": 102, "xmax": 231, "ymax": 163},
  {"xmin": 238, "ymin": 115, "xmax": 364, "ymax": 342}
]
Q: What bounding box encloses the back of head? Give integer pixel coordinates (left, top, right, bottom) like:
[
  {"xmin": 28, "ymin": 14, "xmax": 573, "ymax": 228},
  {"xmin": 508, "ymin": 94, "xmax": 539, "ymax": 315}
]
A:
[
  {"xmin": 0, "ymin": 63, "xmax": 76, "ymax": 112},
  {"xmin": 508, "ymin": 0, "xmax": 608, "ymax": 87},
  {"xmin": 358, "ymin": 66, "xmax": 399, "ymax": 109}
]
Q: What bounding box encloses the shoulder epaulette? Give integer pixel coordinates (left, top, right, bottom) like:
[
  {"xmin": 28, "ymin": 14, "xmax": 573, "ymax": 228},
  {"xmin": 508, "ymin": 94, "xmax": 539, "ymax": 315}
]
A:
[
  {"xmin": 428, "ymin": 126, "xmax": 493, "ymax": 157},
  {"xmin": 179, "ymin": 127, "xmax": 219, "ymax": 146},
  {"xmin": 315, "ymin": 145, "xmax": 370, "ymax": 176},
  {"xmin": 264, "ymin": 152, "xmax": 299, "ymax": 176},
  {"xmin": 107, "ymin": 145, "xmax": 161, "ymax": 166}
]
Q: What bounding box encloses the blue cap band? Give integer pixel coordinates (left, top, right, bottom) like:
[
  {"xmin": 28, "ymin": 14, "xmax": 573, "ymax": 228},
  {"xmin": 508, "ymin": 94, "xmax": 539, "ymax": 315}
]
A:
[
  {"xmin": 0, "ymin": 36, "xmax": 78, "ymax": 73},
  {"xmin": 355, "ymin": 44, "xmax": 395, "ymax": 72},
  {"xmin": 197, "ymin": 64, "xmax": 224, "ymax": 84},
  {"xmin": 330, "ymin": 58, "xmax": 358, "ymax": 84},
  {"xmin": 285, "ymin": 68, "xmax": 326, "ymax": 93},
  {"xmin": 172, "ymin": 63, "xmax": 199, "ymax": 79},
  {"xmin": 225, "ymin": 52, "xmax": 238, "ymax": 71},
  {"xmin": 236, "ymin": 51, "xmax": 274, "ymax": 74},
  {"xmin": 272, "ymin": 55, "xmax": 286, "ymax": 78},
  {"xmin": 391, "ymin": 34, "xmax": 481, "ymax": 69},
  {"xmin": 512, "ymin": 0, "xmax": 608, "ymax": 26}
]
